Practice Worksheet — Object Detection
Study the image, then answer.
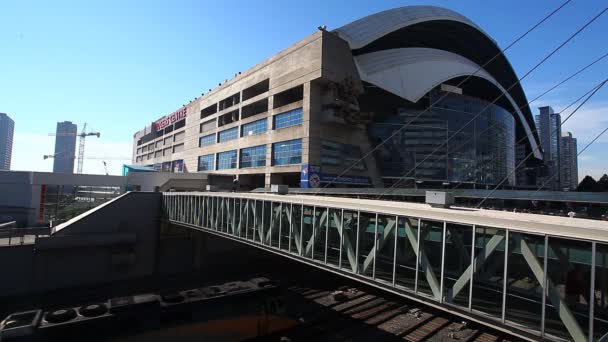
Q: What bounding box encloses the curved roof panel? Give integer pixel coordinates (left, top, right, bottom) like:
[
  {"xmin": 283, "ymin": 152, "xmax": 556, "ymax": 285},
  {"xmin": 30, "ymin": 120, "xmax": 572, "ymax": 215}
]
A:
[
  {"xmin": 333, "ymin": 6, "xmax": 495, "ymax": 50},
  {"xmin": 355, "ymin": 48, "xmax": 541, "ymax": 159},
  {"xmin": 333, "ymin": 5, "xmax": 541, "ymax": 158}
]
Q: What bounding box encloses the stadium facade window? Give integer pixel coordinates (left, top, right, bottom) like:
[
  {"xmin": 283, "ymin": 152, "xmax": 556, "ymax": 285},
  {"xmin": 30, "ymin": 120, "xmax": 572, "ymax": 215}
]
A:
[
  {"xmin": 174, "ymin": 119, "xmax": 186, "ymax": 130},
  {"xmin": 173, "ymin": 131, "xmax": 185, "ymax": 142},
  {"xmin": 240, "ymin": 145, "xmax": 266, "ymax": 168},
  {"xmin": 200, "ymin": 119, "xmax": 216, "ymax": 133},
  {"xmin": 217, "ymin": 150, "xmax": 237, "ymax": 170},
  {"xmin": 172, "ymin": 143, "xmax": 184, "ymax": 153},
  {"xmin": 197, "ymin": 154, "xmax": 214, "ymax": 171},
  {"xmin": 218, "ymin": 127, "xmax": 238, "ymax": 143},
  {"xmin": 272, "ymin": 139, "xmax": 302, "ymax": 166},
  {"xmin": 241, "ymin": 118, "xmax": 267, "ymax": 137},
  {"xmin": 321, "ymin": 140, "xmax": 366, "ymax": 171},
  {"xmin": 199, "ymin": 133, "xmax": 215, "ymax": 147},
  {"xmin": 273, "ymin": 108, "xmax": 303, "ymax": 130}
]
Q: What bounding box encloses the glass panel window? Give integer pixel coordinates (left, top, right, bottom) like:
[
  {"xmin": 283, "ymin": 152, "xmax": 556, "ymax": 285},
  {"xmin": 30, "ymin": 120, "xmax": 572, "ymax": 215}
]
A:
[
  {"xmin": 357, "ymin": 212, "xmax": 377, "ymax": 278},
  {"xmin": 279, "ymin": 203, "xmax": 290, "ymax": 251},
  {"xmin": 471, "ymin": 227, "xmax": 506, "ymax": 317},
  {"xmin": 240, "ymin": 145, "xmax": 266, "ymax": 168},
  {"xmin": 218, "ymin": 127, "xmax": 238, "ymax": 143},
  {"xmin": 594, "ymin": 243, "xmax": 608, "ymax": 341},
  {"xmin": 545, "ymin": 237, "xmax": 591, "ymax": 341},
  {"xmin": 417, "ymin": 220, "xmax": 444, "ymax": 300},
  {"xmin": 395, "ymin": 217, "xmax": 418, "ymax": 290},
  {"xmin": 270, "ymin": 202, "xmax": 281, "ymax": 248},
  {"xmin": 442, "ymin": 223, "xmax": 473, "ymax": 309},
  {"xmin": 198, "ymin": 154, "xmax": 214, "ymax": 171},
  {"xmin": 290, "ymin": 205, "xmax": 303, "ymax": 255},
  {"xmin": 302, "ymin": 206, "xmax": 314, "ymax": 259},
  {"xmin": 341, "ymin": 210, "xmax": 359, "ymax": 273},
  {"xmin": 375, "ymin": 214, "xmax": 397, "ymax": 284},
  {"xmin": 241, "ymin": 118, "xmax": 267, "ymax": 137},
  {"xmin": 217, "ymin": 150, "xmax": 237, "ymax": 170},
  {"xmin": 199, "ymin": 134, "xmax": 215, "ymax": 147},
  {"xmin": 272, "ymin": 139, "xmax": 302, "ymax": 166},
  {"xmin": 273, "ymin": 107, "xmax": 303, "ymax": 130},
  {"xmin": 505, "ymin": 233, "xmax": 545, "ymax": 334},
  {"xmin": 313, "ymin": 207, "xmax": 328, "ymax": 262},
  {"xmin": 327, "ymin": 209, "xmax": 342, "ymax": 267}
]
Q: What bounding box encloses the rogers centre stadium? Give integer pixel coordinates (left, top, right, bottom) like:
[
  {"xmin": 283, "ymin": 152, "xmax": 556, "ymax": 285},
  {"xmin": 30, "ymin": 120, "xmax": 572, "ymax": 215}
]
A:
[{"xmin": 131, "ymin": 5, "xmax": 542, "ymax": 189}]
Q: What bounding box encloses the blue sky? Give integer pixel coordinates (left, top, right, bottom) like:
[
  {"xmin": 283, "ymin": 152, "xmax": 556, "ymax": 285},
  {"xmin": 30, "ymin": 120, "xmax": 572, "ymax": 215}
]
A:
[{"xmin": 1, "ymin": 0, "xmax": 607, "ymax": 178}]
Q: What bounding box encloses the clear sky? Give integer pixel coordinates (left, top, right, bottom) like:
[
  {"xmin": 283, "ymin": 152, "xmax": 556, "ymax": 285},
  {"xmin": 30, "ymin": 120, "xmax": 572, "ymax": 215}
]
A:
[{"xmin": 1, "ymin": 0, "xmax": 607, "ymax": 179}]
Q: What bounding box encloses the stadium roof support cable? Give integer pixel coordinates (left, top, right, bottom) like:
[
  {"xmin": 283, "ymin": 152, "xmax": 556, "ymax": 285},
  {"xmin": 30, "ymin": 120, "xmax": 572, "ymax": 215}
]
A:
[
  {"xmin": 376, "ymin": 7, "xmax": 608, "ymax": 199},
  {"xmin": 476, "ymin": 78, "xmax": 608, "ymax": 208},
  {"xmin": 318, "ymin": 0, "xmax": 573, "ymax": 190}
]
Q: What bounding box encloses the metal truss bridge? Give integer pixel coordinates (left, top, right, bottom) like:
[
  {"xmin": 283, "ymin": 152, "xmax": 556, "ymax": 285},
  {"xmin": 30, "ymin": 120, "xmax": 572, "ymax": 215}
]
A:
[{"xmin": 164, "ymin": 192, "xmax": 608, "ymax": 342}]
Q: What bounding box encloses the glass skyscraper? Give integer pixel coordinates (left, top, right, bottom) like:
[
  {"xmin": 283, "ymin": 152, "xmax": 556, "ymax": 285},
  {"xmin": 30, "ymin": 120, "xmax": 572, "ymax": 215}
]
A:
[
  {"xmin": 0, "ymin": 113, "xmax": 15, "ymax": 171},
  {"xmin": 53, "ymin": 121, "xmax": 78, "ymax": 174},
  {"xmin": 535, "ymin": 106, "xmax": 561, "ymax": 190},
  {"xmin": 560, "ymin": 131, "xmax": 578, "ymax": 190}
]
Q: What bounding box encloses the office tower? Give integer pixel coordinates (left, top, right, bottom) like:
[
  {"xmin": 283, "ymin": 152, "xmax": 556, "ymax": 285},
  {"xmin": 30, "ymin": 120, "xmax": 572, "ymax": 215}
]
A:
[
  {"xmin": 560, "ymin": 131, "xmax": 578, "ymax": 190},
  {"xmin": 53, "ymin": 121, "xmax": 78, "ymax": 173},
  {"xmin": 535, "ymin": 106, "xmax": 561, "ymax": 190},
  {"xmin": 0, "ymin": 113, "xmax": 15, "ymax": 170}
]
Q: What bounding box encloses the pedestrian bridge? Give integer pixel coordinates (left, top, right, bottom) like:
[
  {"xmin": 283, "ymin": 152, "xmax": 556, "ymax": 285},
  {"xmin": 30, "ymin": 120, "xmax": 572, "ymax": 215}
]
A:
[{"xmin": 164, "ymin": 191, "xmax": 608, "ymax": 342}]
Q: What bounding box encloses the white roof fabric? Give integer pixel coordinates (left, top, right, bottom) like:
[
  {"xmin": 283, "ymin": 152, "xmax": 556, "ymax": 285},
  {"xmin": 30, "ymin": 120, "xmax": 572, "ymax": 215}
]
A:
[
  {"xmin": 333, "ymin": 5, "xmax": 495, "ymax": 50},
  {"xmin": 354, "ymin": 48, "xmax": 541, "ymax": 158}
]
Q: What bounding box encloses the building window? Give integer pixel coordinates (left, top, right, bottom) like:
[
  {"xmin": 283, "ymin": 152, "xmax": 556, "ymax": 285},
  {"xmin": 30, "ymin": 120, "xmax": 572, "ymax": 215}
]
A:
[
  {"xmin": 272, "ymin": 139, "xmax": 302, "ymax": 166},
  {"xmin": 199, "ymin": 133, "xmax": 215, "ymax": 147},
  {"xmin": 173, "ymin": 143, "xmax": 184, "ymax": 153},
  {"xmin": 173, "ymin": 131, "xmax": 185, "ymax": 142},
  {"xmin": 198, "ymin": 154, "xmax": 214, "ymax": 171},
  {"xmin": 217, "ymin": 150, "xmax": 237, "ymax": 170},
  {"xmin": 200, "ymin": 119, "xmax": 216, "ymax": 133},
  {"xmin": 241, "ymin": 118, "xmax": 267, "ymax": 137},
  {"xmin": 174, "ymin": 119, "xmax": 186, "ymax": 130},
  {"xmin": 321, "ymin": 140, "xmax": 366, "ymax": 171},
  {"xmin": 218, "ymin": 127, "xmax": 238, "ymax": 143},
  {"xmin": 273, "ymin": 108, "xmax": 303, "ymax": 130},
  {"xmin": 240, "ymin": 145, "xmax": 266, "ymax": 168}
]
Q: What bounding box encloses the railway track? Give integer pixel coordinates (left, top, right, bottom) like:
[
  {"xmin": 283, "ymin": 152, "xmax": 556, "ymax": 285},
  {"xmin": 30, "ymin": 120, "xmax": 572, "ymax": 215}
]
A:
[{"xmin": 255, "ymin": 280, "xmax": 519, "ymax": 342}]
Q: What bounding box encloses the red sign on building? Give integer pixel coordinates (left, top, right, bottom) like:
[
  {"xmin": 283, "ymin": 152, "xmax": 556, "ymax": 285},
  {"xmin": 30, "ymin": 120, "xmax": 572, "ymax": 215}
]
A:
[{"xmin": 154, "ymin": 107, "xmax": 187, "ymax": 131}]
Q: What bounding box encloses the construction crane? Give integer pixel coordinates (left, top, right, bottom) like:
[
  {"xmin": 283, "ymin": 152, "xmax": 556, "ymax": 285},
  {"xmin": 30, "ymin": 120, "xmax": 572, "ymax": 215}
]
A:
[{"xmin": 48, "ymin": 123, "xmax": 100, "ymax": 174}]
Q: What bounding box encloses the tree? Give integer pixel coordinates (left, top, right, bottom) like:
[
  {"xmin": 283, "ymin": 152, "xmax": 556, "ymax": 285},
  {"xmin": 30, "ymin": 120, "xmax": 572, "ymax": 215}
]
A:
[
  {"xmin": 577, "ymin": 175, "xmax": 600, "ymax": 192},
  {"xmin": 598, "ymin": 174, "xmax": 608, "ymax": 192}
]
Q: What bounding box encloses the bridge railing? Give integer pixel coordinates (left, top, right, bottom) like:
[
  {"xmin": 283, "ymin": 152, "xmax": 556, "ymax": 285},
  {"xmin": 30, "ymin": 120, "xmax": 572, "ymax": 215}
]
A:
[{"xmin": 163, "ymin": 192, "xmax": 608, "ymax": 342}]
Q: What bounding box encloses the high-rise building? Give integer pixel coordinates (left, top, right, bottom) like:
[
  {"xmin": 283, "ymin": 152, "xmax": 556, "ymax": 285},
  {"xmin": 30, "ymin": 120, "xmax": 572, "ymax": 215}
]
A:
[
  {"xmin": 535, "ymin": 106, "xmax": 561, "ymax": 190},
  {"xmin": 560, "ymin": 131, "xmax": 578, "ymax": 190},
  {"xmin": 53, "ymin": 121, "xmax": 78, "ymax": 174},
  {"xmin": 0, "ymin": 113, "xmax": 15, "ymax": 170}
]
